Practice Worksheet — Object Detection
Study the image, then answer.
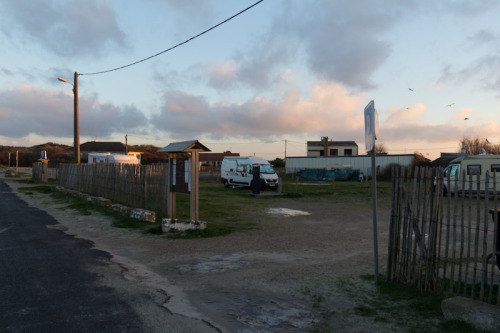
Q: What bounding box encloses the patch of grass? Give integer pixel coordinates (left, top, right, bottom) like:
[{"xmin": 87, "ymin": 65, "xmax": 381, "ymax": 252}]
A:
[
  {"xmin": 19, "ymin": 185, "xmax": 53, "ymax": 194},
  {"xmin": 22, "ymin": 185, "xmax": 162, "ymax": 234},
  {"xmin": 15, "ymin": 176, "xmax": 393, "ymax": 239},
  {"xmin": 353, "ymin": 305, "xmax": 376, "ymax": 316},
  {"xmin": 4, "ymin": 169, "xmax": 21, "ymax": 178},
  {"xmin": 166, "ymin": 224, "xmax": 233, "ymax": 239},
  {"xmin": 280, "ymin": 178, "xmax": 393, "ymax": 208},
  {"xmin": 307, "ymin": 275, "xmax": 483, "ymax": 333}
]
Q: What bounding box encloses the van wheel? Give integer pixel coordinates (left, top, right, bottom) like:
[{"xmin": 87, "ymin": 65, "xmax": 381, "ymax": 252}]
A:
[{"xmin": 223, "ymin": 180, "xmax": 230, "ymax": 188}]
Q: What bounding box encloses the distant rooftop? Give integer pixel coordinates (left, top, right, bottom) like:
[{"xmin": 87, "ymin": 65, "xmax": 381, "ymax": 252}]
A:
[{"xmin": 307, "ymin": 140, "xmax": 358, "ymax": 147}]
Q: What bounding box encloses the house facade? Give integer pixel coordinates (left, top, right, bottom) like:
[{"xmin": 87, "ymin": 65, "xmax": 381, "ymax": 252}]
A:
[
  {"xmin": 199, "ymin": 152, "xmax": 240, "ymax": 167},
  {"xmin": 307, "ymin": 140, "xmax": 359, "ymax": 157}
]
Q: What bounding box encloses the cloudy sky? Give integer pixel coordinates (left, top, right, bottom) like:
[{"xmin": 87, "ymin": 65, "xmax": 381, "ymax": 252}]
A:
[{"xmin": 1, "ymin": 0, "xmax": 499, "ymax": 159}]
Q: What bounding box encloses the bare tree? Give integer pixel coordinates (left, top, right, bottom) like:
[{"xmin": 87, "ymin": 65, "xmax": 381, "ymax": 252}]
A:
[
  {"xmin": 459, "ymin": 136, "xmax": 500, "ymax": 154},
  {"xmin": 367, "ymin": 143, "xmax": 388, "ymax": 155},
  {"xmin": 374, "ymin": 143, "xmax": 388, "ymax": 154}
]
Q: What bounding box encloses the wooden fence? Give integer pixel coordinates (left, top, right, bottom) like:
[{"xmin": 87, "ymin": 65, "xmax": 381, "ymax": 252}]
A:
[
  {"xmin": 58, "ymin": 163, "xmax": 170, "ymax": 217},
  {"xmin": 388, "ymin": 167, "xmax": 499, "ymax": 305},
  {"xmin": 31, "ymin": 163, "xmax": 58, "ymax": 181}
]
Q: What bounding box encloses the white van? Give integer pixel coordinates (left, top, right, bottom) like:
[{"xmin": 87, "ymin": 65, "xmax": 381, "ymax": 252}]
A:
[
  {"xmin": 88, "ymin": 153, "xmax": 140, "ymax": 165},
  {"xmin": 441, "ymin": 155, "xmax": 500, "ymax": 194},
  {"xmin": 221, "ymin": 156, "xmax": 279, "ymax": 189}
]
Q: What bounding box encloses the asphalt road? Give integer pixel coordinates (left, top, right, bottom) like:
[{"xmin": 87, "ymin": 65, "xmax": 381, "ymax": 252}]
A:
[{"xmin": 0, "ymin": 180, "xmax": 146, "ymax": 332}]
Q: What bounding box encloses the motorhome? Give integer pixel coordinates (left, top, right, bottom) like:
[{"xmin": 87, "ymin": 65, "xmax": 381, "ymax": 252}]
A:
[
  {"xmin": 221, "ymin": 156, "xmax": 279, "ymax": 189},
  {"xmin": 88, "ymin": 153, "xmax": 140, "ymax": 165},
  {"xmin": 441, "ymin": 155, "xmax": 500, "ymax": 194}
]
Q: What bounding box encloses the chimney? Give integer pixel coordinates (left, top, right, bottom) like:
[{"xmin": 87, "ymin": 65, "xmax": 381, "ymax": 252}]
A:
[{"xmin": 321, "ymin": 136, "xmax": 329, "ymax": 156}]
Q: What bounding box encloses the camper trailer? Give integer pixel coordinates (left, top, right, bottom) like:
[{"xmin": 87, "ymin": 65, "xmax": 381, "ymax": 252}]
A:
[
  {"xmin": 441, "ymin": 155, "xmax": 500, "ymax": 194},
  {"xmin": 88, "ymin": 153, "xmax": 140, "ymax": 165},
  {"xmin": 221, "ymin": 156, "xmax": 279, "ymax": 189}
]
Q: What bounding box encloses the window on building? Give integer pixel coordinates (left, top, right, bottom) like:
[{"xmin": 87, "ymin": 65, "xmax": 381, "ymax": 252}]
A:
[
  {"xmin": 330, "ymin": 149, "xmax": 338, "ymax": 156},
  {"xmin": 344, "ymin": 149, "xmax": 353, "ymax": 156}
]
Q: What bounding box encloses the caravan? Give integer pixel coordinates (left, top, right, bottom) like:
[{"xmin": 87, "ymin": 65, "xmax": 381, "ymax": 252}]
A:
[
  {"xmin": 441, "ymin": 155, "xmax": 500, "ymax": 194},
  {"xmin": 88, "ymin": 153, "xmax": 140, "ymax": 165},
  {"xmin": 221, "ymin": 156, "xmax": 279, "ymax": 189}
]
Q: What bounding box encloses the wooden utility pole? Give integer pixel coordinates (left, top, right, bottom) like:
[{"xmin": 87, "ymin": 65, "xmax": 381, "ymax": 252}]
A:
[
  {"xmin": 125, "ymin": 134, "xmax": 128, "ymax": 154},
  {"xmin": 284, "ymin": 139, "xmax": 287, "ymax": 167},
  {"xmin": 74, "ymin": 72, "xmax": 80, "ymax": 163}
]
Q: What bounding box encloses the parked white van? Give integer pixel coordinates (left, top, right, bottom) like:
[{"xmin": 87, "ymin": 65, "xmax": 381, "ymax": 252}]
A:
[
  {"xmin": 441, "ymin": 155, "xmax": 500, "ymax": 194},
  {"xmin": 221, "ymin": 156, "xmax": 279, "ymax": 189}
]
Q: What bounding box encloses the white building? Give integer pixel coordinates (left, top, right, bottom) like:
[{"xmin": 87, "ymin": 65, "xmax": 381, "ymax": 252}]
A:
[{"xmin": 307, "ymin": 140, "xmax": 359, "ymax": 156}]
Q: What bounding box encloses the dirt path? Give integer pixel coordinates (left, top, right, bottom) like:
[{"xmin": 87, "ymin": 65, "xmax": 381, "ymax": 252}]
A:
[{"xmin": 4, "ymin": 177, "xmax": 391, "ymax": 332}]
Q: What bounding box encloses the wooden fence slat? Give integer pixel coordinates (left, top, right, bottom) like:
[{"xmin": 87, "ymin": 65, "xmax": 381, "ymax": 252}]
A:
[
  {"xmin": 480, "ymin": 172, "xmax": 490, "ymax": 302},
  {"xmin": 472, "ymin": 173, "xmax": 482, "ymax": 299},
  {"xmin": 457, "ymin": 170, "xmax": 466, "ymax": 294},
  {"xmin": 387, "ymin": 166, "xmax": 398, "ymax": 281}
]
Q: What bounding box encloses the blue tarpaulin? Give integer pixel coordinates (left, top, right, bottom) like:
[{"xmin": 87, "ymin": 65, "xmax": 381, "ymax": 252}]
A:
[{"xmin": 297, "ymin": 168, "xmax": 360, "ymax": 181}]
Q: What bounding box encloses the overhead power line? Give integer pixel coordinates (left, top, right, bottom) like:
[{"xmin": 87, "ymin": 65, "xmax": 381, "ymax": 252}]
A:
[{"xmin": 80, "ymin": 0, "xmax": 265, "ymax": 76}]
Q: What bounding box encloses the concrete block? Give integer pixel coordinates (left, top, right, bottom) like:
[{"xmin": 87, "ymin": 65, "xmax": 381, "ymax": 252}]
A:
[
  {"xmin": 78, "ymin": 193, "xmax": 92, "ymax": 201},
  {"xmin": 161, "ymin": 218, "xmax": 206, "ymax": 232},
  {"xmin": 130, "ymin": 209, "xmax": 156, "ymax": 223},
  {"xmin": 109, "ymin": 204, "xmax": 123, "ymax": 212},
  {"xmin": 441, "ymin": 296, "xmax": 500, "ymax": 332},
  {"xmin": 109, "ymin": 204, "xmax": 131, "ymax": 216},
  {"xmin": 91, "ymin": 197, "xmax": 111, "ymax": 207},
  {"xmin": 119, "ymin": 206, "xmax": 132, "ymax": 215}
]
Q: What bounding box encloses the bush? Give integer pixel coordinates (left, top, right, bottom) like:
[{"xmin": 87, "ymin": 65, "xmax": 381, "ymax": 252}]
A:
[{"xmin": 379, "ymin": 163, "xmax": 403, "ymax": 180}]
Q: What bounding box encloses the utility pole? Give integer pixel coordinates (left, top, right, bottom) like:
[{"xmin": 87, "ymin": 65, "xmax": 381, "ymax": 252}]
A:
[
  {"xmin": 58, "ymin": 72, "xmax": 80, "ymax": 163},
  {"xmin": 284, "ymin": 139, "xmax": 287, "ymax": 167},
  {"xmin": 74, "ymin": 72, "xmax": 80, "ymax": 163},
  {"xmin": 125, "ymin": 134, "xmax": 128, "ymax": 154}
]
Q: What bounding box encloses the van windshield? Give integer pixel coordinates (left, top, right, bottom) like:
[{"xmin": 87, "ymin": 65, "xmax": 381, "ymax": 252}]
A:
[
  {"xmin": 444, "ymin": 164, "xmax": 459, "ymax": 178},
  {"xmin": 258, "ymin": 164, "xmax": 275, "ymax": 174}
]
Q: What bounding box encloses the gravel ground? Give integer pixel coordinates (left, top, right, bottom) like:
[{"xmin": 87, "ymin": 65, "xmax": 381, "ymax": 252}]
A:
[{"xmin": 4, "ymin": 176, "xmax": 393, "ymax": 332}]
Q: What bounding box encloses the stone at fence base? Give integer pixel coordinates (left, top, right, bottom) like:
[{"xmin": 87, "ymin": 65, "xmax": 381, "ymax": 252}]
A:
[
  {"xmin": 109, "ymin": 204, "xmax": 128, "ymax": 215},
  {"xmin": 441, "ymin": 296, "xmax": 500, "ymax": 332},
  {"xmin": 79, "ymin": 193, "xmax": 92, "ymax": 202},
  {"xmin": 161, "ymin": 218, "xmax": 207, "ymax": 233},
  {"xmin": 130, "ymin": 209, "xmax": 156, "ymax": 223},
  {"xmin": 91, "ymin": 197, "xmax": 111, "ymax": 207}
]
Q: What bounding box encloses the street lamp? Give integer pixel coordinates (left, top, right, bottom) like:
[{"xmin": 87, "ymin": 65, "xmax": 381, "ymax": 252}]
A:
[{"xmin": 58, "ymin": 72, "xmax": 80, "ymax": 163}]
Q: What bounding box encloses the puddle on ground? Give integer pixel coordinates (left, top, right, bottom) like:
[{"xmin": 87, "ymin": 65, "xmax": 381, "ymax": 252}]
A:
[
  {"xmin": 235, "ymin": 297, "xmax": 317, "ymax": 332},
  {"xmin": 195, "ymin": 291, "xmax": 318, "ymax": 332},
  {"xmin": 177, "ymin": 253, "xmax": 249, "ymax": 274},
  {"xmin": 267, "ymin": 208, "xmax": 310, "ymax": 217}
]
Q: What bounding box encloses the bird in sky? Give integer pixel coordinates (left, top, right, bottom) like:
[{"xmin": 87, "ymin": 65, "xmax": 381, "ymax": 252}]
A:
[
  {"xmin": 446, "ymin": 103, "xmax": 455, "ymax": 107},
  {"xmin": 408, "ymin": 88, "xmax": 413, "ymax": 91},
  {"xmin": 464, "ymin": 117, "xmax": 469, "ymax": 120}
]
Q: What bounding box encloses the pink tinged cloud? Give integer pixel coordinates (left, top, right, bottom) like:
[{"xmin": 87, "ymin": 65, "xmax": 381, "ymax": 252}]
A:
[{"xmin": 153, "ymin": 82, "xmax": 366, "ymax": 138}]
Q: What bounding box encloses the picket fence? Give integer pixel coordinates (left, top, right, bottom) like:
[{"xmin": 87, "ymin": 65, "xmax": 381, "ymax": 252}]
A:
[
  {"xmin": 388, "ymin": 167, "xmax": 499, "ymax": 305},
  {"xmin": 58, "ymin": 163, "xmax": 170, "ymax": 217}
]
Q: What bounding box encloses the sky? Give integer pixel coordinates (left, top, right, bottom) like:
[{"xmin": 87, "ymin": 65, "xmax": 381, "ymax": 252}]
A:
[{"xmin": 1, "ymin": 0, "xmax": 499, "ymax": 160}]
